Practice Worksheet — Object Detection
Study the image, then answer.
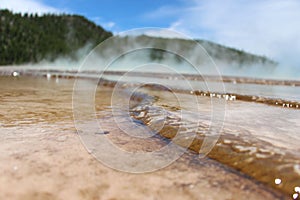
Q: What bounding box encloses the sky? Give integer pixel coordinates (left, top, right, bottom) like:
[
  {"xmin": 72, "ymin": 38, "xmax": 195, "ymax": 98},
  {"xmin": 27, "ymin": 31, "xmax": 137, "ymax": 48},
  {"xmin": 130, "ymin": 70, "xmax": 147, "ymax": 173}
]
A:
[{"xmin": 1, "ymin": 0, "xmax": 300, "ymax": 74}]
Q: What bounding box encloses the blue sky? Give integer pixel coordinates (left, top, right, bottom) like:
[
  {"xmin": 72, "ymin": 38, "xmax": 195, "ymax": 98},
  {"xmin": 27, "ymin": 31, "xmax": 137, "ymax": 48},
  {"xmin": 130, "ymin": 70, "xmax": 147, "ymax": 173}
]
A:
[
  {"xmin": 1, "ymin": 0, "xmax": 300, "ymax": 75},
  {"xmin": 41, "ymin": 0, "xmax": 183, "ymax": 31}
]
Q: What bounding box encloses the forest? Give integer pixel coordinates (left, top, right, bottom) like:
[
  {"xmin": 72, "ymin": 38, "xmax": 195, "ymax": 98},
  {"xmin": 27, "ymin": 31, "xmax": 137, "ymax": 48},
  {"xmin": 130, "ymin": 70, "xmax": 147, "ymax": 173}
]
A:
[{"xmin": 0, "ymin": 9, "xmax": 112, "ymax": 65}]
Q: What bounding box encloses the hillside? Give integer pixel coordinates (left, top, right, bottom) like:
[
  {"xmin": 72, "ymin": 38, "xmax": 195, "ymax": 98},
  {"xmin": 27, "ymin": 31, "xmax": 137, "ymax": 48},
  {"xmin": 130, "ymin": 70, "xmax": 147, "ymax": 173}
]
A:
[{"xmin": 0, "ymin": 9, "xmax": 277, "ymax": 70}]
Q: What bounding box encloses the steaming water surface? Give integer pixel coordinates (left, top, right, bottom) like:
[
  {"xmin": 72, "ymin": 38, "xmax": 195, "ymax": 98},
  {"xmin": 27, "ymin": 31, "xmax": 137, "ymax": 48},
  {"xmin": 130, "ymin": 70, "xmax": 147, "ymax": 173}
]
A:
[{"xmin": 100, "ymin": 72, "xmax": 300, "ymax": 196}]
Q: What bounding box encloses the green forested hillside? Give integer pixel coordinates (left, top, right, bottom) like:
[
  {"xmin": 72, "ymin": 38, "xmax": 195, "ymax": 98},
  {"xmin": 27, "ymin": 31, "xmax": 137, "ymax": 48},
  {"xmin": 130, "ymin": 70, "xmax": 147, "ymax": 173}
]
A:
[{"xmin": 0, "ymin": 9, "xmax": 112, "ymax": 65}]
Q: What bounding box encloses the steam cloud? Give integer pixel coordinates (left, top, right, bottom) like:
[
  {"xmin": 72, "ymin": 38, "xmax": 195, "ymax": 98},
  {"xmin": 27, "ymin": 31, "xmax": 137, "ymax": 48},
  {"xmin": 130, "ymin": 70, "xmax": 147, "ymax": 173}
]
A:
[{"xmin": 26, "ymin": 35, "xmax": 278, "ymax": 80}]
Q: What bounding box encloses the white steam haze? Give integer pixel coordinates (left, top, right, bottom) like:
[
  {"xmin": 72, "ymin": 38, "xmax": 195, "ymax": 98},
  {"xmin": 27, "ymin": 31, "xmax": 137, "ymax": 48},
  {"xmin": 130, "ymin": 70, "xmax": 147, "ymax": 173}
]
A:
[
  {"xmin": 144, "ymin": 0, "xmax": 300, "ymax": 79},
  {"xmin": 23, "ymin": 33, "xmax": 278, "ymax": 79},
  {"xmin": 25, "ymin": 43, "xmax": 94, "ymax": 71}
]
